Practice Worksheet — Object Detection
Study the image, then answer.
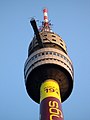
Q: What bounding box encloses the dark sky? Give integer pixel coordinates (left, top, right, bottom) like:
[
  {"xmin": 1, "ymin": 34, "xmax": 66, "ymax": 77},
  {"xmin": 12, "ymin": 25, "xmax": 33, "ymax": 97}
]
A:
[{"xmin": 0, "ymin": 0, "xmax": 90, "ymax": 120}]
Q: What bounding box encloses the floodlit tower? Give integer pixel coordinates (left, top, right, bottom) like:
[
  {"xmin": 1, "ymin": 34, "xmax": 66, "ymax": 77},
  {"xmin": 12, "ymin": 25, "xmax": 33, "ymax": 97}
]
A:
[{"xmin": 24, "ymin": 8, "xmax": 74, "ymax": 120}]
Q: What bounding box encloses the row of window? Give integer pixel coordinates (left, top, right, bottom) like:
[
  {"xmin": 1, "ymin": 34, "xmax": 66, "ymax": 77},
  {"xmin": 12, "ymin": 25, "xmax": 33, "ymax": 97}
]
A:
[
  {"xmin": 29, "ymin": 39, "xmax": 64, "ymax": 48},
  {"xmin": 44, "ymin": 34, "xmax": 63, "ymax": 42},
  {"xmin": 29, "ymin": 34, "xmax": 64, "ymax": 48},
  {"xmin": 25, "ymin": 51, "xmax": 73, "ymax": 71},
  {"xmin": 25, "ymin": 57, "xmax": 73, "ymax": 78}
]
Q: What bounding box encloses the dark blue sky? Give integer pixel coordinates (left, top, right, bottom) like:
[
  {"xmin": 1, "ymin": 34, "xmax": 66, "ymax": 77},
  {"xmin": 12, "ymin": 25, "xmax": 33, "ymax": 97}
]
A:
[{"xmin": 0, "ymin": 0, "xmax": 90, "ymax": 120}]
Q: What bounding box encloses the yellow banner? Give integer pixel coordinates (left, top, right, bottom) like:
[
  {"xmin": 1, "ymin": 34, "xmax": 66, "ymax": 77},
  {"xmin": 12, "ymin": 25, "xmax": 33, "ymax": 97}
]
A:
[{"xmin": 40, "ymin": 79, "xmax": 61, "ymax": 102}]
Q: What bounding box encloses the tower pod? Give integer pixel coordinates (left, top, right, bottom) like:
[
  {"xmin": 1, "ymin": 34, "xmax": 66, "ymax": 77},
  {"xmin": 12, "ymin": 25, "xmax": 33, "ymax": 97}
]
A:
[
  {"xmin": 24, "ymin": 8, "xmax": 74, "ymax": 104},
  {"xmin": 24, "ymin": 30, "xmax": 74, "ymax": 103}
]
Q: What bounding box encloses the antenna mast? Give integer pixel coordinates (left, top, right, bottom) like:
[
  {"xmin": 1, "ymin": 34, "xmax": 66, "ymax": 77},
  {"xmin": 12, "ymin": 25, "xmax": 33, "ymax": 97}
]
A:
[{"xmin": 42, "ymin": 8, "xmax": 51, "ymax": 32}]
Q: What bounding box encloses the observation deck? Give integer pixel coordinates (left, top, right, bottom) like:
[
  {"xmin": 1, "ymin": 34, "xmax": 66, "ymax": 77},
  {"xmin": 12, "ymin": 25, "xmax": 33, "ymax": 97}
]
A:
[{"xmin": 24, "ymin": 30, "xmax": 74, "ymax": 103}]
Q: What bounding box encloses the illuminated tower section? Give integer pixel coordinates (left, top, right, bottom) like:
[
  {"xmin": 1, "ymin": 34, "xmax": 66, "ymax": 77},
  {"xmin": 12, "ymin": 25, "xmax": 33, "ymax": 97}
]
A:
[{"xmin": 24, "ymin": 8, "xmax": 74, "ymax": 120}]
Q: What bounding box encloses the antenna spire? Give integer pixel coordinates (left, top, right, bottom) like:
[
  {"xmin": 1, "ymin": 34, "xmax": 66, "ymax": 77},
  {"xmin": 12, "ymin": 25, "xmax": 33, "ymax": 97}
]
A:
[
  {"xmin": 43, "ymin": 8, "xmax": 49, "ymax": 27},
  {"xmin": 42, "ymin": 8, "xmax": 51, "ymax": 32}
]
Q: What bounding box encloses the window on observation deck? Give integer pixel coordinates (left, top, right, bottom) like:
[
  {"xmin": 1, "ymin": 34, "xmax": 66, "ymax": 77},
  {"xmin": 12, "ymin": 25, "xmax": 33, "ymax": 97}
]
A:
[
  {"xmin": 42, "ymin": 52, "xmax": 44, "ymax": 55},
  {"xmin": 46, "ymin": 52, "xmax": 48, "ymax": 55},
  {"xmin": 60, "ymin": 39, "xmax": 63, "ymax": 42},
  {"xmin": 43, "ymin": 38, "xmax": 48, "ymax": 41},
  {"xmin": 35, "ymin": 55, "xmax": 37, "ymax": 58},
  {"xmin": 60, "ymin": 43, "xmax": 63, "ymax": 46},
  {"xmin": 57, "ymin": 53, "xmax": 59, "ymax": 56},
  {"xmin": 49, "ymin": 52, "xmax": 52, "ymax": 55},
  {"xmin": 52, "ymin": 35, "xmax": 56, "ymax": 37},
  {"xmin": 44, "ymin": 34, "xmax": 47, "ymax": 36},
  {"xmin": 53, "ymin": 52, "xmax": 56, "ymax": 55},
  {"xmin": 52, "ymin": 39, "xmax": 56, "ymax": 41}
]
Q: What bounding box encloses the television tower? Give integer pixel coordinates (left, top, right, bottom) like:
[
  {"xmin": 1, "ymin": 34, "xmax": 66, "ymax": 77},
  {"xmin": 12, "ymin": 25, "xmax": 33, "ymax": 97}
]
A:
[{"xmin": 24, "ymin": 8, "xmax": 74, "ymax": 120}]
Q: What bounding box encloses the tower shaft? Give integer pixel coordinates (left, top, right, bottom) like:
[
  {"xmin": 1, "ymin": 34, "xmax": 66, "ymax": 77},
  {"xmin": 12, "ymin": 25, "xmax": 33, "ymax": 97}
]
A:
[{"xmin": 40, "ymin": 79, "xmax": 64, "ymax": 120}]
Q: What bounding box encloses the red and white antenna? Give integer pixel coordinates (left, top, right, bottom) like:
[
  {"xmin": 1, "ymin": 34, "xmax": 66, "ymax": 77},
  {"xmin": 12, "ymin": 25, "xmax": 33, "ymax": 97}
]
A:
[
  {"xmin": 39, "ymin": 8, "xmax": 52, "ymax": 32},
  {"xmin": 43, "ymin": 8, "xmax": 49, "ymax": 27},
  {"xmin": 42, "ymin": 8, "xmax": 52, "ymax": 32}
]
